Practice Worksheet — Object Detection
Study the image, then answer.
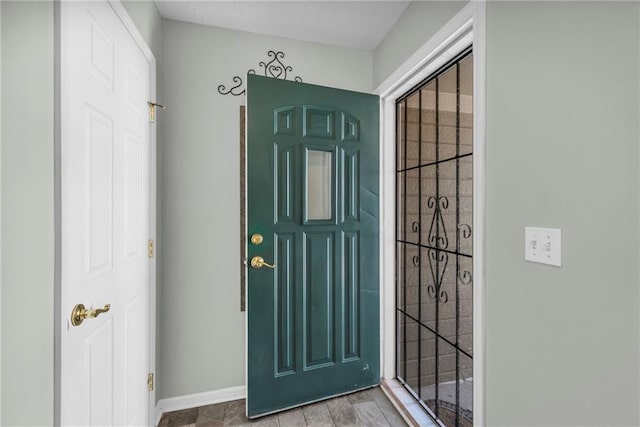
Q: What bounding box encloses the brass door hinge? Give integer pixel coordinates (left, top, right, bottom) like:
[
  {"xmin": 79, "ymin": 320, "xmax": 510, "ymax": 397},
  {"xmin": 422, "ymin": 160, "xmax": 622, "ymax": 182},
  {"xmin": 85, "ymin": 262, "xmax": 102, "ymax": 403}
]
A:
[
  {"xmin": 148, "ymin": 102, "xmax": 165, "ymax": 123},
  {"xmin": 148, "ymin": 239, "xmax": 154, "ymax": 258},
  {"xmin": 148, "ymin": 373, "xmax": 154, "ymax": 391}
]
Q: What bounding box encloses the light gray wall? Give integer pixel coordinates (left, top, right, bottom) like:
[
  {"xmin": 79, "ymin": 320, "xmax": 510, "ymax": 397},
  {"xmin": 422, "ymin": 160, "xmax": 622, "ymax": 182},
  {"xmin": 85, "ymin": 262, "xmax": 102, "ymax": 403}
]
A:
[
  {"xmin": 159, "ymin": 18, "xmax": 372, "ymax": 400},
  {"xmin": 373, "ymin": 1, "xmax": 640, "ymax": 424},
  {"xmin": 372, "ymin": 0, "xmax": 467, "ymax": 89},
  {"xmin": 1, "ymin": 1, "xmax": 55, "ymax": 425},
  {"xmin": 0, "ymin": 1, "xmax": 4, "ymax": 422},
  {"xmin": 122, "ymin": 0, "xmax": 162, "ymax": 61},
  {"xmin": 485, "ymin": 2, "xmax": 640, "ymax": 425},
  {"xmin": 2, "ymin": 2, "xmax": 638, "ymax": 425}
]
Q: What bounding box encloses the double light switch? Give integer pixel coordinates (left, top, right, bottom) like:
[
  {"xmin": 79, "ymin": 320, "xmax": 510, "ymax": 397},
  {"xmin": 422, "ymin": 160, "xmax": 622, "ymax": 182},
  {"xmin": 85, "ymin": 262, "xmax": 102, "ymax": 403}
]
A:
[{"xmin": 525, "ymin": 227, "xmax": 562, "ymax": 267}]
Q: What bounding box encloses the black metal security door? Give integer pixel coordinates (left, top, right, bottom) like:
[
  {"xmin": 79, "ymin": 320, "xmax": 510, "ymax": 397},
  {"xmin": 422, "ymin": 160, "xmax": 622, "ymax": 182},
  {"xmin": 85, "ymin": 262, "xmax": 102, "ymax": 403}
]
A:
[{"xmin": 395, "ymin": 50, "xmax": 473, "ymax": 427}]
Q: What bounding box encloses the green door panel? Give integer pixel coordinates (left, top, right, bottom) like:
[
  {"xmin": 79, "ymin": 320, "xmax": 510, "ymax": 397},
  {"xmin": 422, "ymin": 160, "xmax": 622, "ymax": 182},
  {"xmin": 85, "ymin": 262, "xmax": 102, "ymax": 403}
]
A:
[{"xmin": 247, "ymin": 74, "xmax": 379, "ymax": 417}]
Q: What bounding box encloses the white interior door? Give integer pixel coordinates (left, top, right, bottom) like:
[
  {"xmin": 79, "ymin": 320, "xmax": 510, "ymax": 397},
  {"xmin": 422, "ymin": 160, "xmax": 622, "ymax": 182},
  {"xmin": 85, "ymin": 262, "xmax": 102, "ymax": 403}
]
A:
[{"xmin": 60, "ymin": 1, "xmax": 152, "ymax": 425}]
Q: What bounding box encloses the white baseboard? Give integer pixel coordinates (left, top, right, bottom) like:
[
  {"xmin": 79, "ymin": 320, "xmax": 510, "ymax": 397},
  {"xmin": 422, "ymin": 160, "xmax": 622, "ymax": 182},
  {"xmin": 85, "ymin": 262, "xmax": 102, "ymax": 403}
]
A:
[
  {"xmin": 154, "ymin": 385, "xmax": 247, "ymax": 425},
  {"xmin": 155, "ymin": 407, "xmax": 163, "ymax": 427}
]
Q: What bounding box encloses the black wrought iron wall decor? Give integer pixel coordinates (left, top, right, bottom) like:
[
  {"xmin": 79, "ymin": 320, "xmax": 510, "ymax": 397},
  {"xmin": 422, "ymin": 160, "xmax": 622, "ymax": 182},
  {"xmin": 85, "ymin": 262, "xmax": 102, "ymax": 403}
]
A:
[{"xmin": 218, "ymin": 50, "xmax": 303, "ymax": 96}]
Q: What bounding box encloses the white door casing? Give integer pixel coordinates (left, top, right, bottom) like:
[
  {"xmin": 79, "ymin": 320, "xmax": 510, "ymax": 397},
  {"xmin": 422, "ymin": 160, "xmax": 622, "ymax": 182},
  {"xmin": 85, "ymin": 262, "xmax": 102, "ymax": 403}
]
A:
[
  {"xmin": 376, "ymin": 2, "xmax": 485, "ymax": 425},
  {"xmin": 60, "ymin": 1, "xmax": 153, "ymax": 425}
]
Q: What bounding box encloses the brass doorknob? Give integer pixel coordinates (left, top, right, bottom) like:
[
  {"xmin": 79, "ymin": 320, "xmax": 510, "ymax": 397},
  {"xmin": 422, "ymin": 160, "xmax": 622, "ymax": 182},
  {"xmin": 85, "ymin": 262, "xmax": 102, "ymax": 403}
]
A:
[
  {"xmin": 250, "ymin": 256, "xmax": 275, "ymax": 269},
  {"xmin": 71, "ymin": 303, "xmax": 111, "ymax": 327}
]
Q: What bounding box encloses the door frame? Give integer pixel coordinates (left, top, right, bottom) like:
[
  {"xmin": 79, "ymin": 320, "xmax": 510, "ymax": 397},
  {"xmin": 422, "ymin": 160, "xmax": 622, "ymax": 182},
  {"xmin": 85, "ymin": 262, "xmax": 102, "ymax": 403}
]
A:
[
  {"xmin": 54, "ymin": 0, "xmax": 158, "ymax": 424},
  {"xmin": 375, "ymin": 2, "xmax": 486, "ymax": 425}
]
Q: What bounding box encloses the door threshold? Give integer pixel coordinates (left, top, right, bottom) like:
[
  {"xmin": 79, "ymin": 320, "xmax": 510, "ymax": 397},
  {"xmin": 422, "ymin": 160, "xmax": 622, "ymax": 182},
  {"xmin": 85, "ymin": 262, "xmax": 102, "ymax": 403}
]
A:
[{"xmin": 380, "ymin": 379, "xmax": 438, "ymax": 427}]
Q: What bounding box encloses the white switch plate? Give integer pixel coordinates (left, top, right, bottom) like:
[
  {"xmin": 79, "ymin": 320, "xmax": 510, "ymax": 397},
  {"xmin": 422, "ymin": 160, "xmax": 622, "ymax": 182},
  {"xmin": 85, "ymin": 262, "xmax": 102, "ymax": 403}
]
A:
[{"xmin": 525, "ymin": 227, "xmax": 562, "ymax": 267}]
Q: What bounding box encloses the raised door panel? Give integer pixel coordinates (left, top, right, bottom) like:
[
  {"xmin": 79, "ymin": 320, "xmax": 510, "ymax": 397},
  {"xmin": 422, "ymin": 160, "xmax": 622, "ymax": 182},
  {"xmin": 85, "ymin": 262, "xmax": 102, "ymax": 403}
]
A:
[
  {"xmin": 88, "ymin": 14, "xmax": 115, "ymax": 92},
  {"xmin": 124, "ymin": 131, "xmax": 142, "ymax": 261},
  {"xmin": 124, "ymin": 296, "xmax": 144, "ymax": 424},
  {"xmin": 342, "ymin": 231, "xmax": 360, "ymax": 361},
  {"xmin": 274, "ymin": 106, "xmax": 296, "ymax": 136},
  {"xmin": 341, "ymin": 113, "xmax": 360, "ymax": 142},
  {"xmin": 341, "ymin": 149, "xmax": 360, "ymax": 223},
  {"xmin": 274, "ymin": 143, "xmax": 296, "ymax": 224},
  {"xmin": 125, "ymin": 66, "xmax": 144, "ymax": 118},
  {"xmin": 274, "ymin": 233, "xmax": 296, "ymax": 376},
  {"xmin": 303, "ymin": 231, "xmax": 335, "ymax": 370},
  {"xmin": 84, "ymin": 106, "xmax": 114, "ymax": 279},
  {"xmin": 84, "ymin": 319, "xmax": 114, "ymax": 426},
  {"xmin": 303, "ymin": 106, "xmax": 335, "ymax": 139}
]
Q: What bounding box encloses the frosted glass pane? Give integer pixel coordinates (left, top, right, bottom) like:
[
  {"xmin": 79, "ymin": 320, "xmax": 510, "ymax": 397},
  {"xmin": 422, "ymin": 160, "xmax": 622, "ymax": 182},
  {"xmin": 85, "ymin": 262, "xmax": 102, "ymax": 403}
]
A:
[{"xmin": 307, "ymin": 150, "xmax": 332, "ymax": 220}]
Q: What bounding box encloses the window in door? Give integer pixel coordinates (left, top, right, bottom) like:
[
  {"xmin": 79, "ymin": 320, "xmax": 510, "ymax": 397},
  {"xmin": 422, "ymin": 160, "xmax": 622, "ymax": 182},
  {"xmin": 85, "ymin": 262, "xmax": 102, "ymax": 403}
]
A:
[{"xmin": 396, "ymin": 50, "xmax": 473, "ymax": 427}]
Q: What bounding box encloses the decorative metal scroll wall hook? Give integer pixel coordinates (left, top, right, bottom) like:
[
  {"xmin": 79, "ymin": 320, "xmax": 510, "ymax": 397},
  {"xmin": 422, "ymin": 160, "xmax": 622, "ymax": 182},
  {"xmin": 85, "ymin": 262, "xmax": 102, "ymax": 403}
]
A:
[{"xmin": 218, "ymin": 50, "xmax": 303, "ymax": 96}]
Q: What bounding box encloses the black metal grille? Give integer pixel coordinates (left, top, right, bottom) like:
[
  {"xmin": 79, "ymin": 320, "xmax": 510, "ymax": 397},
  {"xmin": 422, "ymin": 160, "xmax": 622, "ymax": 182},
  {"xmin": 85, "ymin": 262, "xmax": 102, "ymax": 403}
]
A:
[{"xmin": 395, "ymin": 49, "xmax": 473, "ymax": 427}]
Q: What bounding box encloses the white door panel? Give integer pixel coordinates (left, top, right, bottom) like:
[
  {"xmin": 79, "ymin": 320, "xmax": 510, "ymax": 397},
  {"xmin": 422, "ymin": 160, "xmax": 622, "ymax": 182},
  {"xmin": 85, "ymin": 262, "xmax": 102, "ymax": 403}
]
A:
[
  {"xmin": 61, "ymin": 1, "xmax": 151, "ymax": 425},
  {"xmin": 84, "ymin": 320, "xmax": 115, "ymax": 426}
]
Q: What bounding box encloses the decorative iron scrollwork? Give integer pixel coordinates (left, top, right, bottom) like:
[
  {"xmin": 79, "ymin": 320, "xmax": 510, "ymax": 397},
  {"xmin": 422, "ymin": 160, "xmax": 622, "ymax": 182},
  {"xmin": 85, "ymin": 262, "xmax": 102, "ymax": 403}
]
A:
[
  {"xmin": 412, "ymin": 255, "xmax": 420, "ymax": 267},
  {"xmin": 218, "ymin": 50, "xmax": 303, "ymax": 96},
  {"xmin": 257, "ymin": 51, "xmax": 302, "ymax": 82},
  {"xmin": 427, "ymin": 249, "xmax": 449, "ymax": 304},
  {"xmin": 459, "ymin": 223, "xmax": 472, "ymax": 240},
  {"xmin": 411, "ymin": 221, "xmax": 420, "ymax": 233},
  {"xmin": 217, "ymin": 76, "xmax": 245, "ymax": 97},
  {"xmin": 427, "ymin": 286, "xmax": 449, "ymax": 304},
  {"xmin": 427, "ymin": 196, "xmax": 449, "ymax": 249},
  {"xmin": 458, "ymin": 269, "xmax": 472, "ymax": 286},
  {"xmin": 424, "ymin": 196, "xmax": 451, "ymax": 303}
]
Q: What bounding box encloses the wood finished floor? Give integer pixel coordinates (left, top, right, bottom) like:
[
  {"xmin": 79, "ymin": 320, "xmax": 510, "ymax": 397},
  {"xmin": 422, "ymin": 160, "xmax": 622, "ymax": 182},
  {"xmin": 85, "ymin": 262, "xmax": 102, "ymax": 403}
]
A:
[{"xmin": 158, "ymin": 387, "xmax": 408, "ymax": 427}]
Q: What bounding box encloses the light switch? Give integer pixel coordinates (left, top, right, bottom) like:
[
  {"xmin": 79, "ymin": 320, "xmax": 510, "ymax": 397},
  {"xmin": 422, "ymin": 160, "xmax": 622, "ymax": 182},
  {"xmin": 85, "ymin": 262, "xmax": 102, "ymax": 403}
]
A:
[{"xmin": 525, "ymin": 227, "xmax": 562, "ymax": 267}]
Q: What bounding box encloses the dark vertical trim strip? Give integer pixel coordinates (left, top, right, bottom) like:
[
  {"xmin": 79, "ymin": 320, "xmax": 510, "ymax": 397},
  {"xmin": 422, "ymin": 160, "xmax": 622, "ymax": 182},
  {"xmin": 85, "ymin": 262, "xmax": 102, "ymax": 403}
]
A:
[
  {"xmin": 434, "ymin": 76, "xmax": 440, "ymax": 417},
  {"xmin": 417, "ymin": 90, "xmax": 423, "ymax": 399},
  {"xmin": 240, "ymin": 106, "xmax": 247, "ymax": 311},
  {"xmin": 402, "ymin": 100, "xmax": 408, "ymax": 382},
  {"xmin": 455, "ymin": 62, "xmax": 461, "ymax": 427},
  {"xmin": 395, "ymin": 104, "xmax": 399, "ymax": 378}
]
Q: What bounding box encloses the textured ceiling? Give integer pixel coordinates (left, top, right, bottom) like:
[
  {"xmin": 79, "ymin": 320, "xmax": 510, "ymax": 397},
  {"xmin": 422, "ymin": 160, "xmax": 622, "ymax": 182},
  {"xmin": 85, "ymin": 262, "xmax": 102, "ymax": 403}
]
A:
[{"xmin": 154, "ymin": 1, "xmax": 410, "ymax": 50}]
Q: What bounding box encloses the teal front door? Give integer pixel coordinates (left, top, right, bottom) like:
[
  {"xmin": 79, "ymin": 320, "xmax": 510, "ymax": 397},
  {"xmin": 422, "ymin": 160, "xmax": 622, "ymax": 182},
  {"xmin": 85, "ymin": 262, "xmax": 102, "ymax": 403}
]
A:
[{"xmin": 246, "ymin": 75, "xmax": 380, "ymax": 417}]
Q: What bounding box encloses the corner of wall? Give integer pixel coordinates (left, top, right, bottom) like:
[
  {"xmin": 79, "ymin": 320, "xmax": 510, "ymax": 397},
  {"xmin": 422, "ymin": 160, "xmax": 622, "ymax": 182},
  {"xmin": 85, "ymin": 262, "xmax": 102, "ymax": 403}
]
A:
[
  {"xmin": 53, "ymin": 0, "xmax": 62, "ymax": 424},
  {"xmin": 0, "ymin": 0, "xmax": 3, "ymax": 421},
  {"xmin": 484, "ymin": 2, "xmax": 640, "ymax": 425},
  {"xmin": 1, "ymin": 1, "xmax": 55, "ymax": 425},
  {"xmin": 637, "ymin": 1, "xmax": 640, "ymax": 423},
  {"xmin": 372, "ymin": 0, "xmax": 469, "ymax": 89}
]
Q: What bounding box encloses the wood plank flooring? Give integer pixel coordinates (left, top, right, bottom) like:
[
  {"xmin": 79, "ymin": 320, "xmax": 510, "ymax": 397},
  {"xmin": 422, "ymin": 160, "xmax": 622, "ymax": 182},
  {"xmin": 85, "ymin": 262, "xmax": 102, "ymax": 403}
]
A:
[{"xmin": 158, "ymin": 387, "xmax": 408, "ymax": 427}]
